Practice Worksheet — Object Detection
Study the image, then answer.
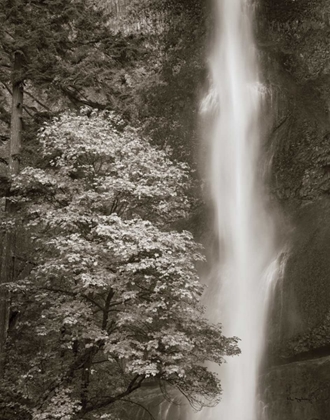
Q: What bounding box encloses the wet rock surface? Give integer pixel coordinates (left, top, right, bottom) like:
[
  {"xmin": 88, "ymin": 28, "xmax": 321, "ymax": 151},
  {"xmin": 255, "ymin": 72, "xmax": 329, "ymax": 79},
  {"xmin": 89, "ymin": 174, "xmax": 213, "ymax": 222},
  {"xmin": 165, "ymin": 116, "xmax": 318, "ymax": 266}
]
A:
[
  {"xmin": 266, "ymin": 200, "xmax": 330, "ymax": 363},
  {"xmin": 258, "ymin": 1, "xmax": 330, "ymax": 418},
  {"xmin": 263, "ymin": 356, "xmax": 330, "ymax": 420},
  {"xmin": 263, "ymin": 198, "xmax": 330, "ymax": 420}
]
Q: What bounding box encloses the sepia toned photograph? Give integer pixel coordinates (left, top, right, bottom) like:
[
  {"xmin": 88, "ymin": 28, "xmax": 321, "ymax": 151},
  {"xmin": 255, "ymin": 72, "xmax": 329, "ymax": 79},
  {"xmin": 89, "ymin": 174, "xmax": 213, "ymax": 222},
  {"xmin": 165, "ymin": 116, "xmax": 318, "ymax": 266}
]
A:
[{"xmin": 0, "ymin": 1, "xmax": 328, "ymax": 419}]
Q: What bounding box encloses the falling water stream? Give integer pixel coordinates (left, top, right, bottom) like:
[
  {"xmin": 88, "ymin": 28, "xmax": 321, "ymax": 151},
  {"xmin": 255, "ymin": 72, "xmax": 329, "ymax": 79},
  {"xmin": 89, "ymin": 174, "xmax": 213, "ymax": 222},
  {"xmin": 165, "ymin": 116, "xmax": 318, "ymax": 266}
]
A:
[{"xmin": 196, "ymin": 0, "xmax": 278, "ymax": 419}]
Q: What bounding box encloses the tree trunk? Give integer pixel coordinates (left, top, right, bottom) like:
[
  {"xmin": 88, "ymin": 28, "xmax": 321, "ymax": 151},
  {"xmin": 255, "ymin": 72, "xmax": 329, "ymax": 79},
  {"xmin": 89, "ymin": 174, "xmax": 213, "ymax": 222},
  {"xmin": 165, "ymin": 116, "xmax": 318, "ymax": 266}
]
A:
[
  {"xmin": 0, "ymin": 51, "xmax": 24, "ymax": 377},
  {"xmin": 9, "ymin": 52, "xmax": 24, "ymax": 175}
]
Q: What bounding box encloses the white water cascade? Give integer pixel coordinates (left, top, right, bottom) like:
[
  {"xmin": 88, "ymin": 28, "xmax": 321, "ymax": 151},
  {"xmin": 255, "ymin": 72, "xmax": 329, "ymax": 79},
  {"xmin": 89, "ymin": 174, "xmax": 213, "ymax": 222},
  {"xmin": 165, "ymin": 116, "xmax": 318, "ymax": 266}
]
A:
[{"xmin": 198, "ymin": 0, "xmax": 279, "ymax": 419}]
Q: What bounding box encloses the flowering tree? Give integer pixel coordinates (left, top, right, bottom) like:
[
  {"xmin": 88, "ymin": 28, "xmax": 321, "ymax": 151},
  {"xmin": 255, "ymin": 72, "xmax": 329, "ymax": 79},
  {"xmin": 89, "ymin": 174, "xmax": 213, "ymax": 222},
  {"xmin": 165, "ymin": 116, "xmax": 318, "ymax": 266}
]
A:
[{"xmin": 2, "ymin": 109, "xmax": 239, "ymax": 419}]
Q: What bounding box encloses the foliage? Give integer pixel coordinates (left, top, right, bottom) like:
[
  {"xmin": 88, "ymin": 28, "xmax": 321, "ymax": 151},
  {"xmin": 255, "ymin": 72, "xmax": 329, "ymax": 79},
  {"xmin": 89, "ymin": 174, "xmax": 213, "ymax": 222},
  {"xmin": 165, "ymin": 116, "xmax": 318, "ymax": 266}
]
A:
[
  {"xmin": 129, "ymin": 0, "xmax": 208, "ymax": 163},
  {"xmin": 1, "ymin": 110, "xmax": 239, "ymax": 419},
  {"xmin": 259, "ymin": 0, "xmax": 330, "ymax": 110},
  {"xmin": 0, "ymin": 0, "xmax": 207, "ymax": 171},
  {"xmin": 84, "ymin": 0, "xmax": 208, "ymax": 163},
  {"xmin": 0, "ymin": 0, "xmax": 167, "ymax": 129}
]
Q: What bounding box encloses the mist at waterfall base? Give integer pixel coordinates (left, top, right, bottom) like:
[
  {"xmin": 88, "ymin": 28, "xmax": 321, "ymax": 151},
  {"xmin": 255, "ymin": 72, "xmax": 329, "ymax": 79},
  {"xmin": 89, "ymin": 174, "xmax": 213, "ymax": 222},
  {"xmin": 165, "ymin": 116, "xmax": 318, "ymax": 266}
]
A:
[{"xmin": 187, "ymin": 0, "xmax": 279, "ymax": 419}]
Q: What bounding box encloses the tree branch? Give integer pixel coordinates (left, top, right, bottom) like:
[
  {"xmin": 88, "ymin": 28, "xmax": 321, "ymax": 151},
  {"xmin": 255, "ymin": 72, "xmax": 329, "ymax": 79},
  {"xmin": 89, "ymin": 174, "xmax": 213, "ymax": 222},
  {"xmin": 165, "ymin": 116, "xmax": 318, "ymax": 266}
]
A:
[
  {"xmin": 41, "ymin": 287, "xmax": 76, "ymax": 297},
  {"xmin": 1, "ymin": 81, "xmax": 36, "ymax": 118},
  {"xmin": 60, "ymin": 86, "xmax": 107, "ymax": 110},
  {"xmin": 37, "ymin": 346, "xmax": 101, "ymax": 410},
  {"xmin": 25, "ymin": 90, "xmax": 51, "ymax": 111},
  {"xmin": 1, "ymin": 81, "xmax": 12, "ymax": 95},
  {"xmin": 120, "ymin": 398, "xmax": 157, "ymax": 420},
  {"xmin": 83, "ymin": 375, "xmax": 145, "ymax": 413},
  {"xmin": 22, "ymin": 105, "xmax": 34, "ymax": 118},
  {"xmin": 41, "ymin": 287, "xmax": 106, "ymax": 312},
  {"xmin": 102, "ymin": 289, "xmax": 114, "ymax": 330},
  {"xmin": 82, "ymin": 294, "xmax": 105, "ymax": 313},
  {"xmin": 14, "ymin": 255, "xmax": 38, "ymax": 268},
  {"xmin": 91, "ymin": 359, "xmax": 109, "ymax": 365}
]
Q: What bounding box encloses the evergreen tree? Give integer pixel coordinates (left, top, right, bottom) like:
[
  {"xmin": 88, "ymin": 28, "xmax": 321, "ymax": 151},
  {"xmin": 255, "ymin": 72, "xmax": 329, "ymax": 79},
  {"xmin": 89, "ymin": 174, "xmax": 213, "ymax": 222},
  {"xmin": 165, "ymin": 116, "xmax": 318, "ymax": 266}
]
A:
[
  {"xmin": 0, "ymin": 0, "xmax": 82, "ymax": 376},
  {"xmin": 0, "ymin": 0, "xmax": 147, "ymax": 377}
]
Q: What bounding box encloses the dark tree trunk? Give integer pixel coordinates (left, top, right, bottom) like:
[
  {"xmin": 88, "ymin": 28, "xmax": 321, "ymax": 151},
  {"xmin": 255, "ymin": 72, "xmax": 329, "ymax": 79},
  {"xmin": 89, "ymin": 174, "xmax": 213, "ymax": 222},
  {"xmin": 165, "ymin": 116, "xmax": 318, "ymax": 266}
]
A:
[
  {"xmin": 0, "ymin": 51, "xmax": 24, "ymax": 377},
  {"xmin": 9, "ymin": 52, "xmax": 24, "ymax": 175}
]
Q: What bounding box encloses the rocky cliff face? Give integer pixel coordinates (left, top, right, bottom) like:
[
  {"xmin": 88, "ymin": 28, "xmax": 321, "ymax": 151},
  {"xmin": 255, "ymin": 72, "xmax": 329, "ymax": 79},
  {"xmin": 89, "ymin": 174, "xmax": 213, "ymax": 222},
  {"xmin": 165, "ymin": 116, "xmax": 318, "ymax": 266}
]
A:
[
  {"xmin": 263, "ymin": 202, "xmax": 330, "ymax": 419},
  {"xmin": 258, "ymin": 1, "xmax": 330, "ymax": 418},
  {"xmin": 263, "ymin": 356, "xmax": 330, "ymax": 420}
]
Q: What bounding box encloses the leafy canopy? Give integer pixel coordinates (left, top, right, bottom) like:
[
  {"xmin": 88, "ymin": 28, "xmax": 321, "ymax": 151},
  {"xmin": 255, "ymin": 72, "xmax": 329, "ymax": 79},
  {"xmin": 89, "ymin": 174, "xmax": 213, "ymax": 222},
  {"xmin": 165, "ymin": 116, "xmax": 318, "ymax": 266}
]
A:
[{"xmin": 3, "ymin": 110, "xmax": 239, "ymax": 419}]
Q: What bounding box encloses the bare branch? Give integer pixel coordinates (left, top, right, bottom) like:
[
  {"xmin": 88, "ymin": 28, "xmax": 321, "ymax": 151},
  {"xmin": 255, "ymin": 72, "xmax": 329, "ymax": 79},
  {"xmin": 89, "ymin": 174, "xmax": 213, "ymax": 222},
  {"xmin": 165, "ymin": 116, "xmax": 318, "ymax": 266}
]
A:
[
  {"xmin": 120, "ymin": 398, "xmax": 157, "ymax": 420},
  {"xmin": 22, "ymin": 105, "xmax": 34, "ymax": 118},
  {"xmin": 1, "ymin": 81, "xmax": 12, "ymax": 95},
  {"xmin": 83, "ymin": 375, "xmax": 145, "ymax": 413},
  {"xmin": 102, "ymin": 289, "xmax": 115, "ymax": 330},
  {"xmin": 25, "ymin": 90, "xmax": 51, "ymax": 111},
  {"xmin": 82, "ymin": 294, "xmax": 105, "ymax": 312},
  {"xmin": 41, "ymin": 287, "xmax": 106, "ymax": 312}
]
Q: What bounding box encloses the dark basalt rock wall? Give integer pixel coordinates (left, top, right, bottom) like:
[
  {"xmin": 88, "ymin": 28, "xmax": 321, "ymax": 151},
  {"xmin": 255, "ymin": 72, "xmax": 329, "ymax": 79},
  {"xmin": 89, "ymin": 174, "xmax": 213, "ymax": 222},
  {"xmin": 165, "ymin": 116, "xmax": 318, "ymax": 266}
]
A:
[
  {"xmin": 267, "ymin": 201, "xmax": 330, "ymax": 363},
  {"xmin": 263, "ymin": 356, "xmax": 330, "ymax": 420},
  {"xmin": 262, "ymin": 201, "xmax": 330, "ymax": 419},
  {"xmin": 258, "ymin": 1, "xmax": 330, "ymax": 418}
]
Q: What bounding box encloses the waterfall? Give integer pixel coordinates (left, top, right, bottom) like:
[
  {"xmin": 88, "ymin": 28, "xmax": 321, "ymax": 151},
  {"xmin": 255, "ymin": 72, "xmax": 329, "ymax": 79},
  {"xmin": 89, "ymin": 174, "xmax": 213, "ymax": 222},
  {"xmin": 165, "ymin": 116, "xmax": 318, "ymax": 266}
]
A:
[{"xmin": 196, "ymin": 0, "xmax": 279, "ymax": 419}]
